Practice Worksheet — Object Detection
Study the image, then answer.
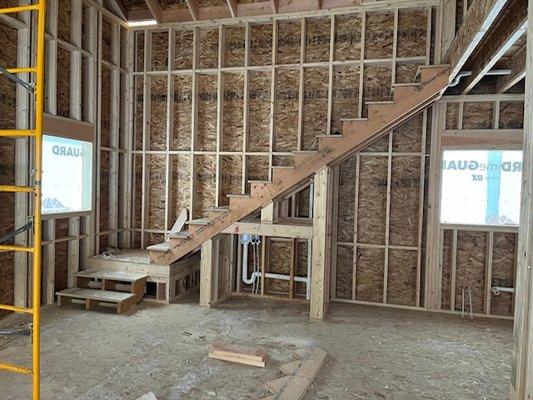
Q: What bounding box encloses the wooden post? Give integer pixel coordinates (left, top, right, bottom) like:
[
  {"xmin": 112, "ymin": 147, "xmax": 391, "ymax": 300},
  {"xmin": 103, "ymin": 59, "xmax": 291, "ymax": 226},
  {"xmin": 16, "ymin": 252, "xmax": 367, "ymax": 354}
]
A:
[
  {"xmin": 199, "ymin": 236, "xmax": 219, "ymax": 307},
  {"xmin": 510, "ymin": 2, "xmax": 533, "ymax": 397},
  {"xmin": 310, "ymin": 167, "xmax": 333, "ymax": 321}
]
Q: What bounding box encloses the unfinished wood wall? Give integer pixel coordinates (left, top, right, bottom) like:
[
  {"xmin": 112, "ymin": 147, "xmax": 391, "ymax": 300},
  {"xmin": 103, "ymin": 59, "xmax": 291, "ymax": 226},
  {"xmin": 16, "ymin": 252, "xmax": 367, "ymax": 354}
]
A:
[
  {"xmin": 130, "ymin": 3, "xmax": 434, "ymax": 249},
  {"xmin": 0, "ymin": 0, "xmax": 132, "ymax": 308},
  {"xmin": 438, "ymin": 95, "xmax": 523, "ymax": 317}
]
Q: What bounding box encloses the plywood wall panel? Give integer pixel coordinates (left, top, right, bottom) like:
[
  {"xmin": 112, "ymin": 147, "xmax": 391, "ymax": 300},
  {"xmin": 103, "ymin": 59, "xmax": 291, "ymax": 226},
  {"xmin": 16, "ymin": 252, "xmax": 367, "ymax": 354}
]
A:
[
  {"xmin": 491, "ymin": 232, "xmax": 516, "ymax": 316},
  {"xmin": 303, "ymin": 67, "xmax": 328, "ymax": 150},
  {"xmin": 277, "ymin": 20, "xmax": 301, "ymax": 65},
  {"xmin": 334, "ymin": 13, "xmax": 362, "ymax": 61},
  {"xmin": 134, "ymin": 76, "xmax": 144, "ymax": 151},
  {"xmin": 174, "ymin": 30, "xmax": 193, "ymax": 70},
  {"xmin": 441, "ymin": 229, "xmax": 454, "ymax": 310},
  {"xmin": 331, "ymin": 65, "xmax": 359, "ymax": 134},
  {"xmin": 274, "ymin": 69, "xmax": 299, "ymax": 151},
  {"xmin": 170, "ymin": 154, "xmax": 191, "ymax": 223},
  {"xmin": 222, "ymin": 72, "xmax": 244, "ymax": 151},
  {"xmin": 172, "ymin": 75, "xmax": 192, "ymax": 150},
  {"xmin": 365, "ymin": 11, "xmax": 394, "ymax": 60},
  {"xmin": 99, "ymin": 151, "xmax": 110, "ymax": 233},
  {"xmin": 149, "ymin": 76, "xmax": 168, "ymax": 151},
  {"xmin": 195, "ymin": 155, "xmax": 216, "ymax": 217},
  {"xmin": 337, "ymin": 155, "xmax": 356, "ymax": 242},
  {"xmin": 357, "ymin": 156, "xmax": 387, "ymax": 244},
  {"xmin": 268, "ymin": 239, "xmax": 291, "ymax": 294},
  {"xmin": 355, "ymin": 247, "xmax": 384, "ymax": 303},
  {"xmin": 335, "ymin": 245, "xmax": 353, "ymax": 299},
  {"xmin": 101, "ymin": 68, "xmax": 111, "ymax": 148},
  {"xmin": 462, "ymin": 102, "xmax": 494, "ymax": 129},
  {"xmin": 247, "ymin": 71, "xmax": 271, "ymax": 152},
  {"xmin": 151, "ymin": 31, "xmax": 169, "ymax": 71},
  {"xmin": 498, "ymin": 102, "xmax": 524, "ymax": 129},
  {"xmin": 306, "ymin": 17, "xmax": 330, "ymax": 63},
  {"xmin": 250, "ymin": 23, "xmax": 272, "ymax": 66},
  {"xmin": 397, "ymin": 8, "xmax": 427, "ymax": 58},
  {"xmin": 392, "ymin": 113, "xmax": 424, "ymax": 153},
  {"xmin": 57, "ymin": 47, "xmax": 71, "ymax": 118},
  {"xmin": 221, "ymin": 155, "xmax": 242, "ymax": 204},
  {"xmin": 224, "ymin": 25, "xmax": 245, "ymax": 68},
  {"xmin": 198, "ymin": 28, "xmax": 219, "ymax": 69},
  {"xmin": 387, "ymin": 249, "xmax": 418, "ymax": 306},
  {"xmin": 196, "ymin": 74, "xmax": 218, "ymax": 151},
  {"xmin": 147, "ymin": 155, "xmax": 166, "ymax": 230}
]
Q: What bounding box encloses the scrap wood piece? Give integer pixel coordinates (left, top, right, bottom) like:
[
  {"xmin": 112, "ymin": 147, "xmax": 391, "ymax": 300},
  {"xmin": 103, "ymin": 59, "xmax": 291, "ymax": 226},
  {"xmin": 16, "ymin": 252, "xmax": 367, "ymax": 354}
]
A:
[
  {"xmin": 265, "ymin": 376, "xmax": 292, "ymax": 394},
  {"xmin": 279, "ymin": 360, "xmax": 301, "ymax": 375},
  {"xmin": 137, "ymin": 392, "xmax": 157, "ymax": 400},
  {"xmin": 208, "ymin": 342, "xmax": 268, "ymax": 367},
  {"xmin": 277, "ymin": 347, "xmax": 327, "ymax": 400}
]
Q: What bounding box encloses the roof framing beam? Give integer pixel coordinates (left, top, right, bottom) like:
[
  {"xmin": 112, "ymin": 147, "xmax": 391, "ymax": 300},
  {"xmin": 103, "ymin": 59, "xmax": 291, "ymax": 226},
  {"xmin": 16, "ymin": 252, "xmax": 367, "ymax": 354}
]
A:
[
  {"xmin": 271, "ymin": 0, "xmax": 278, "ymax": 14},
  {"xmin": 461, "ymin": 0, "xmax": 527, "ymax": 93},
  {"xmin": 443, "ymin": 0, "xmax": 509, "ymax": 82},
  {"xmin": 496, "ymin": 44, "xmax": 526, "ymax": 92},
  {"xmin": 185, "ymin": 0, "xmax": 199, "ymax": 20},
  {"xmin": 107, "ymin": 0, "xmax": 127, "ymax": 20},
  {"xmin": 144, "ymin": 0, "xmax": 163, "ymax": 22},
  {"xmin": 226, "ymin": 0, "xmax": 238, "ymax": 17}
]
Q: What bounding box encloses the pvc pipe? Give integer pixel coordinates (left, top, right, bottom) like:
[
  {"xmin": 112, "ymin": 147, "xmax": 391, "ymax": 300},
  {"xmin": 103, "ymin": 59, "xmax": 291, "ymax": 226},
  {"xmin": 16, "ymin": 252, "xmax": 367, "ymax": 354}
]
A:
[{"xmin": 491, "ymin": 286, "xmax": 515, "ymax": 295}]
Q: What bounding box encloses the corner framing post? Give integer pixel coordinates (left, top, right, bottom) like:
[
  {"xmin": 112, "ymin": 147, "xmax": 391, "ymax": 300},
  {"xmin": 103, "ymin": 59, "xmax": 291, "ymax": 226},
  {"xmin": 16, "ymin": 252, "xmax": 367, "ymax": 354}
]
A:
[
  {"xmin": 310, "ymin": 167, "xmax": 333, "ymax": 321},
  {"xmin": 510, "ymin": 1, "xmax": 533, "ymax": 397},
  {"xmin": 199, "ymin": 236, "xmax": 220, "ymax": 308}
]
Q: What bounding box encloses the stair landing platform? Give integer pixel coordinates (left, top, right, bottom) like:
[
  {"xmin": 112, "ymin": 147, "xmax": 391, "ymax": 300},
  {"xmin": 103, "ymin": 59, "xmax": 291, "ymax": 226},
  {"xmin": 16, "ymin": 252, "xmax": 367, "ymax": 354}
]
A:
[{"xmin": 85, "ymin": 249, "xmax": 200, "ymax": 303}]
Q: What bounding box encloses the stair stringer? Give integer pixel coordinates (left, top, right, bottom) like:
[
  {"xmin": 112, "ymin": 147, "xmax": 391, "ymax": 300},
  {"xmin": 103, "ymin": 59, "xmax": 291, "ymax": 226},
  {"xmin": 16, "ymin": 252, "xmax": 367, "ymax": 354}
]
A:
[{"xmin": 150, "ymin": 65, "xmax": 449, "ymax": 265}]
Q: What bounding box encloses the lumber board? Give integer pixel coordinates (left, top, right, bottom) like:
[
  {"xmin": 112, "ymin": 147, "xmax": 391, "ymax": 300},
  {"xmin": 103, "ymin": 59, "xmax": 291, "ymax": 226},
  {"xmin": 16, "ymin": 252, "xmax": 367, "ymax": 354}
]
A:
[
  {"xmin": 208, "ymin": 342, "xmax": 268, "ymax": 367},
  {"xmin": 277, "ymin": 348, "xmax": 327, "ymax": 400}
]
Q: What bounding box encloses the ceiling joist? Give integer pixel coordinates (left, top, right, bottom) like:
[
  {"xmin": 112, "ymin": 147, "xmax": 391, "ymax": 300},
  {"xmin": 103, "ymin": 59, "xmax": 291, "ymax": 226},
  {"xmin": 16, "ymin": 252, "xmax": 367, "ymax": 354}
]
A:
[
  {"xmin": 496, "ymin": 44, "xmax": 526, "ymax": 92},
  {"xmin": 461, "ymin": 0, "xmax": 527, "ymax": 93},
  {"xmin": 144, "ymin": 0, "xmax": 163, "ymax": 22},
  {"xmin": 271, "ymin": 0, "xmax": 278, "ymax": 14},
  {"xmin": 185, "ymin": 0, "xmax": 199, "ymax": 20},
  {"xmin": 106, "ymin": 0, "xmax": 127, "ymax": 20},
  {"xmin": 226, "ymin": 0, "xmax": 238, "ymax": 18},
  {"xmin": 443, "ymin": 0, "xmax": 509, "ymax": 83}
]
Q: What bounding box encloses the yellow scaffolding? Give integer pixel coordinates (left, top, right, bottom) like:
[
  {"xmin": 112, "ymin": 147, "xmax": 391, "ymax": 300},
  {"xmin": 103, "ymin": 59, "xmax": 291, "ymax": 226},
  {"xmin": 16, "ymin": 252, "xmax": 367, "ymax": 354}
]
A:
[{"xmin": 0, "ymin": 1, "xmax": 46, "ymax": 399}]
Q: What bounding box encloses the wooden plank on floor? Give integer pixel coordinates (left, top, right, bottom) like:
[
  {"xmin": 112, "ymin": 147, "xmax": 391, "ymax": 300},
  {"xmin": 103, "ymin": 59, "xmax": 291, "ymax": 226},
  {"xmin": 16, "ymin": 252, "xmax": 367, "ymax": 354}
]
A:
[{"xmin": 208, "ymin": 342, "xmax": 268, "ymax": 367}]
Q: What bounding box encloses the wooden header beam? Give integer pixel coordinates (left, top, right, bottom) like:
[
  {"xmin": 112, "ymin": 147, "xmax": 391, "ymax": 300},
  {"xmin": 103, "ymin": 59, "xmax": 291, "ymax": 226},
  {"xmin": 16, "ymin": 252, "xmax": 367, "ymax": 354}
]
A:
[
  {"xmin": 461, "ymin": 0, "xmax": 527, "ymax": 93},
  {"xmin": 497, "ymin": 44, "xmax": 527, "ymax": 92},
  {"xmin": 443, "ymin": 0, "xmax": 509, "ymax": 82}
]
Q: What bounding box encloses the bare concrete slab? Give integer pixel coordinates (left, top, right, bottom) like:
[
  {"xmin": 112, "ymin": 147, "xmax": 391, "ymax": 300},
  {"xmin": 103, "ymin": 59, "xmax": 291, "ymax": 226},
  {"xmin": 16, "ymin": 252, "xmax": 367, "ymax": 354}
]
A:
[{"xmin": 0, "ymin": 294, "xmax": 512, "ymax": 400}]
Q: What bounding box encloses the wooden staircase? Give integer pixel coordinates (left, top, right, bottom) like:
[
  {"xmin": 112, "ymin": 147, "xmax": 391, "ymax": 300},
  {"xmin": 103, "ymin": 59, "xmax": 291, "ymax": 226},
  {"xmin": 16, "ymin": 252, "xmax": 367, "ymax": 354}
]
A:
[{"xmin": 150, "ymin": 65, "xmax": 450, "ymax": 265}]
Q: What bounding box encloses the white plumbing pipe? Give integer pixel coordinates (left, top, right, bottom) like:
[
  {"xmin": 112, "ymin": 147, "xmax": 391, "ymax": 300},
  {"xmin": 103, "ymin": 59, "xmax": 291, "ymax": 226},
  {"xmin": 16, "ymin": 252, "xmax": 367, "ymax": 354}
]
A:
[{"xmin": 491, "ymin": 286, "xmax": 515, "ymax": 295}]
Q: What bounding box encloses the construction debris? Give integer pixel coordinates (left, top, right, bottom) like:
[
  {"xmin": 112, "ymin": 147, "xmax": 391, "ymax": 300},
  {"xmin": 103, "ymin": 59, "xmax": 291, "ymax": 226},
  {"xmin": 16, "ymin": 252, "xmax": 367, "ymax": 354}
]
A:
[{"xmin": 208, "ymin": 342, "xmax": 268, "ymax": 367}]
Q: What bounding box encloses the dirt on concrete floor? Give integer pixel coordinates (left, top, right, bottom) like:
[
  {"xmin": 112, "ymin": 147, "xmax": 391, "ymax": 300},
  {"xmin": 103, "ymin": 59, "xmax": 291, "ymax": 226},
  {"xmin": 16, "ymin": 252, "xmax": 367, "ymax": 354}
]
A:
[{"xmin": 0, "ymin": 293, "xmax": 512, "ymax": 400}]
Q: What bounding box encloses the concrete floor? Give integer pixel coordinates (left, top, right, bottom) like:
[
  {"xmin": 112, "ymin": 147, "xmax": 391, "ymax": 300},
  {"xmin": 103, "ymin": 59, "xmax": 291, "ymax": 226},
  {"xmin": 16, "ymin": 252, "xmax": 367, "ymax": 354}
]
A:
[{"xmin": 0, "ymin": 293, "xmax": 512, "ymax": 400}]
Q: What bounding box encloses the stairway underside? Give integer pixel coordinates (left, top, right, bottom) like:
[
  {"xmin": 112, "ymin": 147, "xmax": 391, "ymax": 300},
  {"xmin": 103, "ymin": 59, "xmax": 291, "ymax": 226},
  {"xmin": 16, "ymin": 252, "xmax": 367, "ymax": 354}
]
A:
[{"xmin": 150, "ymin": 65, "xmax": 450, "ymax": 265}]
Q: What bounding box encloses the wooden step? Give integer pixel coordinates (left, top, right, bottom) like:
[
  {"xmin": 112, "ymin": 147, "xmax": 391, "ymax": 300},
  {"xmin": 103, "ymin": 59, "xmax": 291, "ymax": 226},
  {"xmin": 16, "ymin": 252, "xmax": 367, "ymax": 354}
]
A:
[
  {"xmin": 75, "ymin": 269, "xmax": 148, "ymax": 283},
  {"xmin": 339, "ymin": 117, "xmax": 368, "ymax": 122},
  {"xmin": 56, "ymin": 288, "xmax": 137, "ymax": 314},
  {"xmin": 168, "ymin": 231, "xmax": 192, "ymax": 239}
]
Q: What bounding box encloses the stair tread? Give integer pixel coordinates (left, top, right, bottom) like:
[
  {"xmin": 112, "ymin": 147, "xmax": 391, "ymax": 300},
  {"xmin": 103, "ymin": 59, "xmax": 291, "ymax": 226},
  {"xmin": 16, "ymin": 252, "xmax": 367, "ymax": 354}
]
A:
[
  {"xmin": 56, "ymin": 288, "xmax": 135, "ymax": 303},
  {"xmin": 340, "ymin": 117, "xmax": 368, "ymax": 122},
  {"xmin": 366, "ymin": 100, "xmax": 394, "ymax": 105},
  {"xmin": 317, "ymin": 134, "xmax": 342, "ymax": 138},
  {"xmin": 146, "ymin": 242, "xmax": 172, "ymax": 252},
  {"xmin": 75, "ymin": 269, "xmax": 148, "ymax": 282},
  {"xmin": 187, "ymin": 218, "xmax": 210, "ymax": 225},
  {"xmin": 207, "ymin": 206, "xmax": 230, "ymax": 212},
  {"xmin": 271, "ymin": 165, "xmax": 294, "ymax": 169},
  {"xmin": 168, "ymin": 231, "xmax": 192, "ymax": 239},
  {"xmin": 227, "ymin": 193, "xmax": 251, "ymax": 198}
]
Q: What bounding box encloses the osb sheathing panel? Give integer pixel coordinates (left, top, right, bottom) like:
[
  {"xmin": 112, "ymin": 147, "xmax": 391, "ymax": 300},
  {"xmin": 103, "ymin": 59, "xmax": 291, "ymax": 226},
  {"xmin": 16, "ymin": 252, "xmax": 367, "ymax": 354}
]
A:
[
  {"xmin": 491, "ymin": 232, "xmax": 516, "ymax": 316},
  {"xmin": 462, "ymin": 102, "xmax": 494, "ymax": 129},
  {"xmin": 57, "ymin": 47, "xmax": 71, "ymax": 118},
  {"xmin": 151, "ymin": 31, "xmax": 169, "ymax": 71},
  {"xmin": 445, "ymin": 102, "xmax": 460, "ymax": 130},
  {"xmin": 145, "ymin": 233, "xmax": 165, "ymax": 247},
  {"xmin": 224, "ymin": 25, "xmax": 245, "ymax": 67},
  {"xmin": 221, "ymin": 155, "xmax": 242, "ymax": 204},
  {"xmin": 335, "ymin": 245, "xmax": 353, "ymax": 299},
  {"xmin": 499, "ymin": 102, "xmax": 524, "ymax": 129},
  {"xmin": 55, "ymin": 218, "xmax": 69, "ymax": 239},
  {"xmin": 250, "ymin": 23, "xmax": 272, "ymax": 66},
  {"xmin": 196, "ymin": 74, "xmax": 218, "ymax": 151},
  {"xmin": 295, "ymin": 240, "xmax": 308, "ymax": 296},
  {"xmin": 395, "ymin": 63, "xmax": 420, "ymax": 84},
  {"xmin": 57, "ymin": 0, "xmax": 72, "ymax": 43},
  {"xmin": 337, "ymin": 155, "xmax": 356, "ymax": 242},
  {"xmin": 387, "ymin": 249, "xmax": 417, "ymax": 306},
  {"xmin": 247, "ymin": 71, "xmax": 270, "ymax": 152},
  {"xmin": 133, "ymin": 154, "xmax": 143, "ymax": 228},
  {"xmin": 158, "ymin": 0, "xmax": 188, "ymax": 10},
  {"xmin": 198, "ymin": 0, "xmax": 226, "ymax": 6},
  {"xmin": 274, "ymin": 69, "xmax": 299, "ymax": 151},
  {"xmin": 172, "ymin": 75, "xmax": 192, "ymax": 151},
  {"xmin": 246, "ymin": 155, "xmax": 269, "ymax": 192},
  {"xmin": 296, "ymin": 186, "xmax": 310, "ymax": 218},
  {"xmin": 331, "ymin": 65, "xmax": 359, "ymax": 134},
  {"xmin": 306, "ymin": 17, "xmax": 330, "ymax": 63},
  {"xmin": 170, "ymin": 154, "xmax": 191, "ymax": 224},
  {"xmin": 365, "ymin": 11, "xmax": 394, "ymax": 59},
  {"xmin": 357, "ymin": 156, "xmax": 387, "ymax": 244},
  {"xmin": 222, "ymin": 72, "xmax": 244, "ymax": 152},
  {"xmin": 134, "ymin": 76, "xmax": 144, "ymax": 151},
  {"xmin": 101, "ymin": 68, "xmax": 111, "ymax": 148},
  {"xmin": 303, "ymin": 68, "xmax": 328, "ymax": 150},
  {"xmin": 397, "ymin": 9, "xmax": 427, "ymax": 58},
  {"xmin": 455, "ymin": 231, "xmax": 487, "ymax": 314},
  {"xmin": 174, "ymin": 30, "xmax": 193, "ymax": 69},
  {"xmin": 195, "ymin": 155, "xmax": 216, "ymax": 217},
  {"xmin": 389, "ymin": 156, "xmax": 421, "ymax": 247},
  {"xmin": 272, "ymin": 155, "xmax": 293, "ymax": 167},
  {"xmin": 0, "ymin": 139, "xmax": 15, "ymax": 309},
  {"xmin": 135, "ymin": 32, "xmax": 144, "ymax": 72},
  {"xmin": 99, "ymin": 151, "xmax": 110, "ymax": 232},
  {"xmin": 268, "ymin": 239, "xmax": 291, "ymax": 294},
  {"xmin": 441, "ymin": 229, "xmax": 454, "ymax": 310},
  {"xmin": 355, "ymin": 247, "xmax": 384, "ymax": 302},
  {"xmin": 147, "ymin": 155, "xmax": 166, "ymax": 230},
  {"xmin": 392, "ymin": 112, "xmax": 424, "ymax": 152},
  {"xmin": 198, "ymin": 28, "xmax": 219, "ymax": 69},
  {"xmin": 334, "ymin": 13, "xmax": 362, "ymax": 61},
  {"xmin": 55, "ymin": 241, "xmax": 69, "ymax": 292},
  {"xmin": 150, "ymin": 76, "xmax": 168, "ymax": 151},
  {"xmin": 277, "ymin": 20, "xmax": 301, "ymax": 65},
  {"xmin": 363, "ymin": 65, "xmax": 392, "ymax": 115},
  {"xmin": 101, "ymin": 18, "xmax": 112, "ymax": 63}
]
